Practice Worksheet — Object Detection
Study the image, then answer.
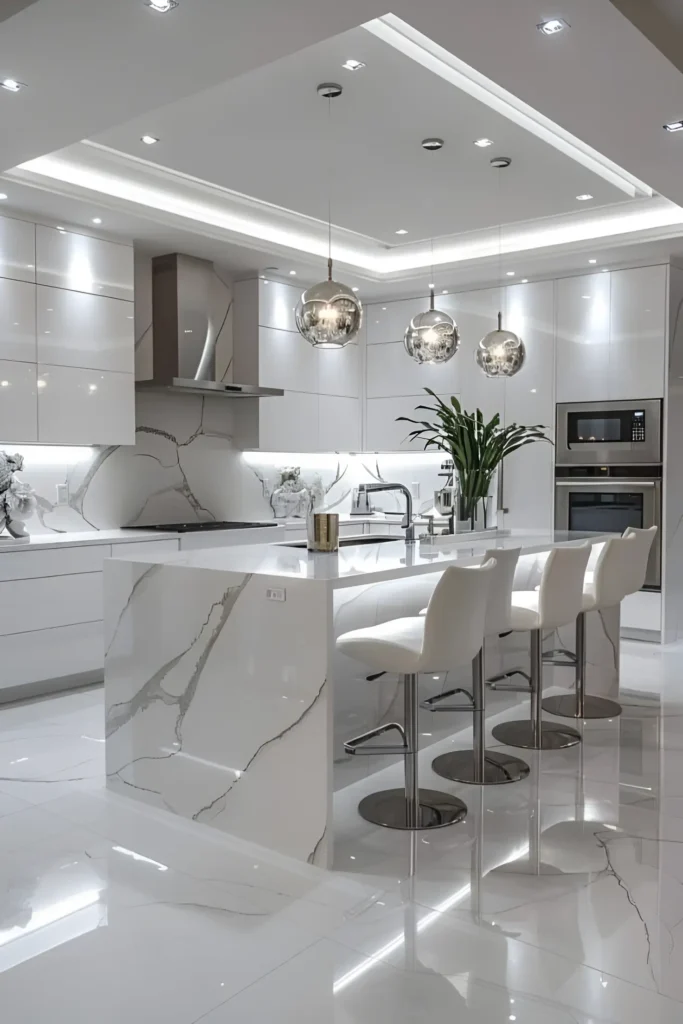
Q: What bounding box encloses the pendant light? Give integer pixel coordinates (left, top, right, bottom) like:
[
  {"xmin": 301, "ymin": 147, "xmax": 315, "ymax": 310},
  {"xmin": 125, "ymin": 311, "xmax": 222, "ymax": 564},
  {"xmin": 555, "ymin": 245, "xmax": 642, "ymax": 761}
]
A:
[
  {"xmin": 403, "ymin": 162, "xmax": 459, "ymax": 364},
  {"xmin": 476, "ymin": 157, "xmax": 525, "ymax": 378},
  {"xmin": 404, "ymin": 286, "xmax": 459, "ymax": 364},
  {"xmin": 295, "ymin": 84, "xmax": 362, "ymax": 349}
]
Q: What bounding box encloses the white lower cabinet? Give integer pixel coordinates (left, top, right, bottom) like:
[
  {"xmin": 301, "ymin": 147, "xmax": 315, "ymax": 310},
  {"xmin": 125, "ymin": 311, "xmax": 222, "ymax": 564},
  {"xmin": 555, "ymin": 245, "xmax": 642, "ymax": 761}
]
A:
[
  {"xmin": 621, "ymin": 590, "xmax": 661, "ymax": 635},
  {"xmin": 0, "ymin": 572, "xmax": 104, "ymax": 636},
  {"xmin": 0, "ymin": 621, "xmax": 104, "ymax": 694}
]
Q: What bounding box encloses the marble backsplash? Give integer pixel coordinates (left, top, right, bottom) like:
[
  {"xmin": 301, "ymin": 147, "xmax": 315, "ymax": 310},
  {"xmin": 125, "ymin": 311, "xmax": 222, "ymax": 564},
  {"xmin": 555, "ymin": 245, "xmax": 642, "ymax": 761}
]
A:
[{"xmin": 1, "ymin": 392, "xmax": 446, "ymax": 535}]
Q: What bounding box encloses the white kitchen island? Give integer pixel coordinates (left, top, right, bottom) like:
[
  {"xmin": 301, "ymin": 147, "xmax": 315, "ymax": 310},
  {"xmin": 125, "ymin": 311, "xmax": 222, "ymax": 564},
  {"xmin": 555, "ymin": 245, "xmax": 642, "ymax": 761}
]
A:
[{"xmin": 103, "ymin": 531, "xmax": 619, "ymax": 868}]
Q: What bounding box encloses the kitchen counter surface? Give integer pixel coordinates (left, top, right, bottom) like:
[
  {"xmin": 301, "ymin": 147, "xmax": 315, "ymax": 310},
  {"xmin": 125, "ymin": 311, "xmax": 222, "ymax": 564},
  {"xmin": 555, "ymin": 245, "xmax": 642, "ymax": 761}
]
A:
[
  {"xmin": 0, "ymin": 528, "xmax": 182, "ymax": 552},
  {"xmin": 114, "ymin": 530, "xmax": 611, "ymax": 589}
]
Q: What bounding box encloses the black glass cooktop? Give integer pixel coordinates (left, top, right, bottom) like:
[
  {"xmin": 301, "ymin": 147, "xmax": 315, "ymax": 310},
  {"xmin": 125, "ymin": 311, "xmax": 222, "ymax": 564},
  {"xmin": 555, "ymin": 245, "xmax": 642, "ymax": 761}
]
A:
[{"xmin": 122, "ymin": 522, "xmax": 278, "ymax": 533}]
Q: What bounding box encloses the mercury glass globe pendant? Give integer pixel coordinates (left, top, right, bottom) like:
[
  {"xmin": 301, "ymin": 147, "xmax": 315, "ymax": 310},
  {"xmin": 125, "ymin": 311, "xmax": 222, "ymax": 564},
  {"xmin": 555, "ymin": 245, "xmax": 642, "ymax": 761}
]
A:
[
  {"xmin": 295, "ymin": 256, "xmax": 362, "ymax": 349},
  {"xmin": 404, "ymin": 288, "xmax": 459, "ymax": 364},
  {"xmin": 476, "ymin": 310, "xmax": 525, "ymax": 377}
]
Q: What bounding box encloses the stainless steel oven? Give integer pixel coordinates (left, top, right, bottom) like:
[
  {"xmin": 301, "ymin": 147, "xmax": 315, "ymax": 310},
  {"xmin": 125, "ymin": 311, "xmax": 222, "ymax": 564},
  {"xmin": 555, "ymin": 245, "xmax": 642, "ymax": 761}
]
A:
[
  {"xmin": 554, "ymin": 467, "xmax": 661, "ymax": 589},
  {"xmin": 556, "ymin": 399, "xmax": 662, "ymax": 466}
]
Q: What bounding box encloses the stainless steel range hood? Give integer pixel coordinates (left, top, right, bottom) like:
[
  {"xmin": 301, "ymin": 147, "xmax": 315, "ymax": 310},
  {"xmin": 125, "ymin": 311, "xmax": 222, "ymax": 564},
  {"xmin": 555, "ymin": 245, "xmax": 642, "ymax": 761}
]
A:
[{"xmin": 136, "ymin": 253, "xmax": 283, "ymax": 399}]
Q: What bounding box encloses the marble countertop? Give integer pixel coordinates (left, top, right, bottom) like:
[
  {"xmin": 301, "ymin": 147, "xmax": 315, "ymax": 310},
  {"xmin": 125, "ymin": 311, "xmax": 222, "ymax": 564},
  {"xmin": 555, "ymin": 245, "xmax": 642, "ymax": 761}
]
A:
[{"xmin": 111, "ymin": 530, "xmax": 613, "ymax": 589}]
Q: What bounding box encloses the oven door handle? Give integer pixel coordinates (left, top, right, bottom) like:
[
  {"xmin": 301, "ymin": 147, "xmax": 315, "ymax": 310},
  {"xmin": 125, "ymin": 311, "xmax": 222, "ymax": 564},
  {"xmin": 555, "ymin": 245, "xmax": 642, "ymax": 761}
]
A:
[{"xmin": 555, "ymin": 481, "xmax": 657, "ymax": 488}]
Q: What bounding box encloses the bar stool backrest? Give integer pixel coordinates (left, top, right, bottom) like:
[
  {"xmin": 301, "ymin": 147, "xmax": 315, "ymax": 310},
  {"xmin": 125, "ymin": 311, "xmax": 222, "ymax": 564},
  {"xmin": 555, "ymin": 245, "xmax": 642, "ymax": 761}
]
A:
[
  {"xmin": 622, "ymin": 526, "xmax": 657, "ymax": 596},
  {"xmin": 591, "ymin": 535, "xmax": 633, "ymax": 608},
  {"xmin": 421, "ymin": 559, "xmax": 496, "ymax": 671},
  {"xmin": 538, "ymin": 543, "xmax": 591, "ymax": 629},
  {"xmin": 481, "ymin": 546, "xmax": 521, "ymax": 636}
]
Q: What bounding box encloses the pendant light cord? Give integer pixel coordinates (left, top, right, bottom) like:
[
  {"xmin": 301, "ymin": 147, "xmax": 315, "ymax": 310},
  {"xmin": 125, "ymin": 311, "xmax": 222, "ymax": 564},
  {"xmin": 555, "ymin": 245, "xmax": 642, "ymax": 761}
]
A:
[{"xmin": 327, "ymin": 96, "xmax": 333, "ymax": 281}]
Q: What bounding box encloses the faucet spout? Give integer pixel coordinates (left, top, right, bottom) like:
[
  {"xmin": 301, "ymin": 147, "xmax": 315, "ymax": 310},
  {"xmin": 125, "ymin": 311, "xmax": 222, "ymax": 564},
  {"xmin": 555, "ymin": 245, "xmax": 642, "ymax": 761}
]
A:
[{"xmin": 359, "ymin": 482, "xmax": 415, "ymax": 543}]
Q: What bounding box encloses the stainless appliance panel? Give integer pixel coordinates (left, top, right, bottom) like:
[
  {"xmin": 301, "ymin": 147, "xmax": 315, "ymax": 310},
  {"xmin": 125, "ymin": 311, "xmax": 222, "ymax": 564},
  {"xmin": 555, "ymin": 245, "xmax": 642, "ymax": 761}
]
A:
[
  {"xmin": 556, "ymin": 399, "xmax": 662, "ymax": 466},
  {"xmin": 554, "ymin": 478, "xmax": 661, "ymax": 588}
]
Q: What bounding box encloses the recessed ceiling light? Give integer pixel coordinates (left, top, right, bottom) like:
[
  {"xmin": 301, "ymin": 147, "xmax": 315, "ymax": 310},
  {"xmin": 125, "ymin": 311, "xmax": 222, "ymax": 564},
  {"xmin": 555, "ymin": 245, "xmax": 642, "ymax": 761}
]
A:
[
  {"xmin": 521, "ymin": 278, "xmax": 528, "ymax": 283},
  {"xmin": 1, "ymin": 78, "xmax": 23, "ymax": 93},
  {"xmin": 0, "ymin": 194, "xmax": 7, "ymax": 201},
  {"xmin": 576, "ymin": 194, "xmax": 593, "ymax": 201},
  {"xmin": 92, "ymin": 217, "xmax": 102, "ymax": 224},
  {"xmin": 289, "ymin": 270, "xmax": 297, "ymax": 275},
  {"xmin": 664, "ymin": 120, "xmax": 683, "ymax": 132},
  {"xmin": 147, "ymin": 0, "xmax": 177, "ymax": 11},
  {"xmin": 141, "ymin": 135, "xmax": 159, "ymax": 145},
  {"xmin": 342, "ymin": 59, "xmax": 365, "ymax": 71},
  {"xmin": 428, "ymin": 282, "xmax": 435, "ymax": 288},
  {"xmin": 537, "ymin": 18, "xmax": 569, "ymax": 35},
  {"xmin": 421, "ymin": 137, "xmax": 444, "ymax": 151},
  {"xmin": 352, "ymin": 286, "xmax": 359, "ymax": 292},
  {"xmin": 602, "ymin": 267, "xmax": 609, "ymax": 272},
  {"xmin": 442, "ymin": 289, "xmax": 448, "ymax": 294},
  {"xmin": 506, "ymin": 271, "xmax": 515, "ymax": 277},
  {"xmin": 474, "ymin": 138, "xmax": 494, "ymax": 148},
  {"xmin": 588, "ymin": 258, "xmax": 597, "ymax": 264},
  {"xmin": 395, "ymin": 228, "xmax": 408, "ymax": 235}
]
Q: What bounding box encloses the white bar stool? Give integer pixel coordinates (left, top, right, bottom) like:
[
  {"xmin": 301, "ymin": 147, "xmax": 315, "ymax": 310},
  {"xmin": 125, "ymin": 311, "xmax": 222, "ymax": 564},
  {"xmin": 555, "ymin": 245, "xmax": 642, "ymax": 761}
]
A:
[
  {"xmin": 491, "ymin": 543, "xmax": 591, "ymax": 751},
  {"xmin": 336, "ymin": 560, "xmax": 495, "ymax": 831},
  {"xmin": 542, "ymin": 535, "xmax": 630, "ymax": 720},
  {"xmin": 422, "ymin": 547, "xmax": 531, "ymax": 786}
]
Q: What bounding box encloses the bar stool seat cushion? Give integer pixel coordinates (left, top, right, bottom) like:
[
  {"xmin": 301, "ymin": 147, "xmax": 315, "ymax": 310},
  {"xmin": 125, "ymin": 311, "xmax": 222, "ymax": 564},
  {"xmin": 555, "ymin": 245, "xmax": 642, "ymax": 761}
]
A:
[
  {"xmin": 508, "ymin": 591, "xmax": 542, "ymax": 630},
  {"xmin": 337, "ymin": 617, "xmax": 425, "ymax": 674}
]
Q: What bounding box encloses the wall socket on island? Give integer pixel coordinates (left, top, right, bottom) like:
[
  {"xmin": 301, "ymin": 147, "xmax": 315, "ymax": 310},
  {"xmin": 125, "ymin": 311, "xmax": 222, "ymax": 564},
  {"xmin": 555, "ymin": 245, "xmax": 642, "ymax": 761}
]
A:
[
  {"xmin": 411, "ymin": 482, "xmax": 420, "ymax": 498},
  {"xmin": 55, "ymin": 483, "xmax": 69, "ymax": 506}
]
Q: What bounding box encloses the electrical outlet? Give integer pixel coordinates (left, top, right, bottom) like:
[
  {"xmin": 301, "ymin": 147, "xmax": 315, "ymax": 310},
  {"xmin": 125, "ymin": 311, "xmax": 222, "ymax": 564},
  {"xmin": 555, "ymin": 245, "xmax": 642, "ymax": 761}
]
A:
[
  {"xmin": 267, "ymin": 587, "xmax": 286, "ymax": 603},
  {"xmin": 410, "ymin": 481, "xmax": 420, "ymax": 499},
  {"xmin": 56, "ymin": 483, "xmax": 69, "ymax": 506}
]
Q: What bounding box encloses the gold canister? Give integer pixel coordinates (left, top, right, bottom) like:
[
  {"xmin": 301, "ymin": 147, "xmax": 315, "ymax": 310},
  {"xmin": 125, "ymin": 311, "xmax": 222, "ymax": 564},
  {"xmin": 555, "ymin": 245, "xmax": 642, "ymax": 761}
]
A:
[{"xmin": 307, "ymin": 512, "xmax": 340, "ymax": 552}]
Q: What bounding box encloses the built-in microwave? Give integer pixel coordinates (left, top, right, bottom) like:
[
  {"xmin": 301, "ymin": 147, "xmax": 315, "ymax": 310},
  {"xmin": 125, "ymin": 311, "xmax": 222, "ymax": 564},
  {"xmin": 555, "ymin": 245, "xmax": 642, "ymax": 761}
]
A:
[{"xmin": 556, "ymin": 399, "xmax": 662, "ymax": 467}]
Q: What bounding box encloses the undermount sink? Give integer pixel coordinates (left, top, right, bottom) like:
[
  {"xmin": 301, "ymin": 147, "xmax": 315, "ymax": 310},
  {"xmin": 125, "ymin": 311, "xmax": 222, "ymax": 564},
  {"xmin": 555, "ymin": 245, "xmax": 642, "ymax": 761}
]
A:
[{"xmin": 280, "ymin": 535, "xmax": 398, "ymax": 549}]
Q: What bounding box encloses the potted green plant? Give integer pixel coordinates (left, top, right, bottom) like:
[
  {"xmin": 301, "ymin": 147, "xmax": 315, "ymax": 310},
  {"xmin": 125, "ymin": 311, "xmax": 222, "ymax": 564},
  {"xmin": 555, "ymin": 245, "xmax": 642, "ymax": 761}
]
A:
[{"xmin": 398, "ymin": 388, "xmax": 551, "ymax": 529}]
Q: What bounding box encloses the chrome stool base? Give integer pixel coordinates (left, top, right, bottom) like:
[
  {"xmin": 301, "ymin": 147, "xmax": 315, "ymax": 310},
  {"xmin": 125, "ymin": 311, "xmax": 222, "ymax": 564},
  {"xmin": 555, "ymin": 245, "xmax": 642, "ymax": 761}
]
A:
[
  {"xmin": 357, "ymin": 788, "xmax": 468, "ymax": 830},
  {"xmin": 432, "ymin": 749, "xmax": 530, "ymax": 786},
  {"xmin": 492, "ymin": 719, "xmax": 582, "ymax": 750},
  {"xmin": 542, "ymin": 693, "xmax": 623, "ymax": 720}
]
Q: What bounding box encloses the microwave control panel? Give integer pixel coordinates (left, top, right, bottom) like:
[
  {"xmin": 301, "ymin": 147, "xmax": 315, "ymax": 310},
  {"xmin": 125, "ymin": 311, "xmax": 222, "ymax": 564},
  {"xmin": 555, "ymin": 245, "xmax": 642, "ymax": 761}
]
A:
[{"xmin": 631, "ymin": 411, "xmax": 645, "ymax": 442}]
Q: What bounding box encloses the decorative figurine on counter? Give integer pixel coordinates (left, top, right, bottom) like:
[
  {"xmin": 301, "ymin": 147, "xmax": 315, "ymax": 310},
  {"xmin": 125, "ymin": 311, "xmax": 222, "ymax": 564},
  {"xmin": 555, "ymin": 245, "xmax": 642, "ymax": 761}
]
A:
[{"xmin": 0, "ymin": 451, "xmax": 37, "ymax": 544}]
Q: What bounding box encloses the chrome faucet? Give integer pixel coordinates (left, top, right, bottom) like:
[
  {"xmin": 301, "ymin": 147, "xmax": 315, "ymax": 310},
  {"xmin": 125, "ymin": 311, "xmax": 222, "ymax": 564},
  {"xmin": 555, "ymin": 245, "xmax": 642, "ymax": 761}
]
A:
[{"xmin": 359, "ymin": 482, "xmax": 416, "ymax": 543}]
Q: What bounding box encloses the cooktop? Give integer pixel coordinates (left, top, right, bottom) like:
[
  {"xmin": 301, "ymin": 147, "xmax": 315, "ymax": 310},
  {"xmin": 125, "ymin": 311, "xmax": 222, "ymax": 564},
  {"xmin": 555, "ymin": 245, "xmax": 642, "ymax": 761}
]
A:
[{"xmin": 122, "ymin": 522, "xmax": 278, "ymax": 533}]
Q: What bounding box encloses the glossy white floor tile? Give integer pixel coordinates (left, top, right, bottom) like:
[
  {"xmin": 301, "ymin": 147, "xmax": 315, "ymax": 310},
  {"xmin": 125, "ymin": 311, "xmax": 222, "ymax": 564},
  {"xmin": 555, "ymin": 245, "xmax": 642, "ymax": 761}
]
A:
[{"xmin": 0, "ymin": 642, "xmax": 683, "ymax": 1022}]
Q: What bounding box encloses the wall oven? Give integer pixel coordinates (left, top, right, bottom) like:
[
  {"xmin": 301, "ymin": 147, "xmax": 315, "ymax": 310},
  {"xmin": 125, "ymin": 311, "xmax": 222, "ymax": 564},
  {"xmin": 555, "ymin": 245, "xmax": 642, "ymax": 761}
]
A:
[
  {"xmin": 556, "ymin": 399, "xmax": 662, "ymax": 466},
  {"xmin": 554, "ymin": 467, "xmax": 661, "ymax": 589}
]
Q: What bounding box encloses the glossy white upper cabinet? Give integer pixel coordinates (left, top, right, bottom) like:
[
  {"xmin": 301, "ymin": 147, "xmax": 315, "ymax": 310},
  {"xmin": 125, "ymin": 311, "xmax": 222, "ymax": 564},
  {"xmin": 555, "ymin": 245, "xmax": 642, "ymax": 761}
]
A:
[
  {"xmin": 556, "ymin": 272, "xmax": 611, "ymax": 403},
  {"xmin": 37, "ymin": 287, "xmax": 135, "ymax": 373},
  {"xmin": 258, "ymin": 326, "xmax": 318, "ymax": 394},
  {"xmin": 609, "ymin": 266, "xmax": 666, "ymax": 399},
  {"xmin": 366, "ymin": 393, "xmax": 457, "ymax": 452},
  {"xmin": 318, "ymin": 396, "xmax": 360, "ymax": 451},
  {"xmin": 317, "ymin": 341, "xmax": 360, "ymax": 398},
  {"xmin": 367, "ymin": 298, "xmax": 421, "ymax": 345},
  {"xmin": 366, "ymin": 338, "xmax": 460, "ymax": 399},
  {"xmin": 257, "ymin": 279, "xmax": 300, "ymax": 332},
  {"xmin": 37, "ymin": 365, "xmax": 135, "ymax": 445},
  {"xmin": 504, "ymin": 281, "xmax": 555, "ymax": 429},
  {"xmin": 0, "ymin": 360, "xmax": 37, "ymax": 441},
  {"xmin": 257, "ymin": 389, "xmax": 318, "ymax": 451},
  {"xmin": 0, "ymin": 279, "xmax": 36, "ymax": 362},
  {"xmin": 0, "ymin": 216, "xmax": 35, "ymax": 283},
  {"xmin": 36, "ymin": 226, "xmax": 134, "ymax": 301}
]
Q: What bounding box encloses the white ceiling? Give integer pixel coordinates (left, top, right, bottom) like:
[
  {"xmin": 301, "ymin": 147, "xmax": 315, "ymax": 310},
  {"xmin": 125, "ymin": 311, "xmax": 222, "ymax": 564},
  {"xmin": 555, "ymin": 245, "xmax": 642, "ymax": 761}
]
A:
[
  {"xmin": 91, "ymin": 26, "xmax": 631, "ymax": 244},
  {"xmin": 3, "ymin": 0, "xmax": 683, "ymax": 300}
]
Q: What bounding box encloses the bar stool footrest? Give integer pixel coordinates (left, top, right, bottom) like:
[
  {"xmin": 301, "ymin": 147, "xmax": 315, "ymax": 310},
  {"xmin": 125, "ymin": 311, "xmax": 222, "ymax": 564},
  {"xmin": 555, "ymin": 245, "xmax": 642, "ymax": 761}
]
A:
[
  {"xmin": 344, "ymin": 721, "xmax": 408, "ymax": 756},
  {"xmin": 487, "ymin": 669, "xmax": 531, "ymax": 692},
  {"xmin": 420, "ymin": 687, "xmax": 476, "ymax": 712}
]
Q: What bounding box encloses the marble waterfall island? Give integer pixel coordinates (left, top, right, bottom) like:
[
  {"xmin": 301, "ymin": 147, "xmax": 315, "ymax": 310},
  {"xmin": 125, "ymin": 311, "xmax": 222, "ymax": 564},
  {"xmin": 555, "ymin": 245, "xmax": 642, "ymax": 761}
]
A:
[{"xmin": 104, "ymin": 532, "xmax": 620, "ymax": 868}]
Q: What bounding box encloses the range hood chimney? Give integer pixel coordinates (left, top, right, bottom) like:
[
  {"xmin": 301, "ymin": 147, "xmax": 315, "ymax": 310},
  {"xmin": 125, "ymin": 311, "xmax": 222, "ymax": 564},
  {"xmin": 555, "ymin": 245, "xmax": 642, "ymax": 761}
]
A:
[{"xmin": 136, "ymin": 253, "xmax": 283, "ymax": 399}]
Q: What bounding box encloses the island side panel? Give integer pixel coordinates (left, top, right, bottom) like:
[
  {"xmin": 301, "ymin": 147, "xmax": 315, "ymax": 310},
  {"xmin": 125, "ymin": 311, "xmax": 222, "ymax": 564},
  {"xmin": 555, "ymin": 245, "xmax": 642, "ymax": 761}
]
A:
[{"xmin": 104, "ymin": 559, "xmax": 333, "ymax": 866}]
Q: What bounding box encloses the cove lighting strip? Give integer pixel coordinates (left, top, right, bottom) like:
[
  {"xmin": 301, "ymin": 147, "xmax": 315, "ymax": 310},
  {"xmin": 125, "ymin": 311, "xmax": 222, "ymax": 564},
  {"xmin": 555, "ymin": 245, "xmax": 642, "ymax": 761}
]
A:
[{"xmin": 364, "ymin": 15, "xmax": 652, "ymax": 199}]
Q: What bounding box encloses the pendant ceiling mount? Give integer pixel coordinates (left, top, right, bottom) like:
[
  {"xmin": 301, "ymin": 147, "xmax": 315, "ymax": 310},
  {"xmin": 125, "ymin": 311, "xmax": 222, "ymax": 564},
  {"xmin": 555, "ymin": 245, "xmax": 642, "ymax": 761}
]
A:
[{"xmin": 295, "ymin": 84, "xmax": 362, "ymax": 349}]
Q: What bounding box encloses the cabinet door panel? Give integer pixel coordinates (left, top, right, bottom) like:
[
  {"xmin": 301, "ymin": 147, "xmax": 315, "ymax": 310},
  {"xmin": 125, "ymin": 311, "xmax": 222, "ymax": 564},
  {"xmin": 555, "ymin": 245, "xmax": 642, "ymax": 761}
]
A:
[
  {"xmin": 441, "ymin": 289, "xmax": 505, "ymax": 421},
  {"xmin": 318, "ymin": 396, "xmax": 360, "ymax": 451},
  {"xmin": 556, "ymin": 273, "xmax": 610, "ymax": 402},
  {"xmin": 609, "ymin": 266, "xmax": 666, "ymax": 399},
  {"xmin": 259, "ymin": 326, "xmax": 318, "ymax": 393},
  {"xmin": 36, "ymin": 226, "xmax": 134, "ymax": 300},
  {"xmin": 0, "ymin": 279, "xmax": 36, "ymax": 362},
  {"xmin": 0, "ymin": 215, "xmax": 35, "ymax": 283},
  {"xmin": 0, "ymin": 360, "xmax": 37, "ymax": 441},
  {"xmin": 37, "ymin": 365, "xmax": 135, "ymax": 445},
  {"xmin": 0, "ymin": 572, "xmax": 103, "ymax": 635},
  {"xmin": 366, "ymin": 394, "xmax": 457, "ymax": 452},
  {"xmin": 366, "ymin": 340, "xmax": 460, "ymax": 399},
  {"xmin": 0, "ymin": 544, "xmax": 111, "ymax": 582},
  {"xmin": 258, "ymin": 390, "xmax": 318, "ymax": 451},
  {"xmin": 37, "ymin": 287, "xmax": 134, "ymax": 373},
  {"xmin": 504, "ymin": 280, "xmax": 555, "ymax": 430},
  {"xmin": 367, "ymin": 299, "xmax": 419, "ymax": 345},
  {"xmin": 0, "ymin": 621, "xmax": 104, "ymax": 691},
  {"xmin": 317, "ymin": 342, "xmax": 360, "ymax": 398},
  {"xmin": 258, "ymin": 279, "xmax": 299, "ymax": 331}
]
